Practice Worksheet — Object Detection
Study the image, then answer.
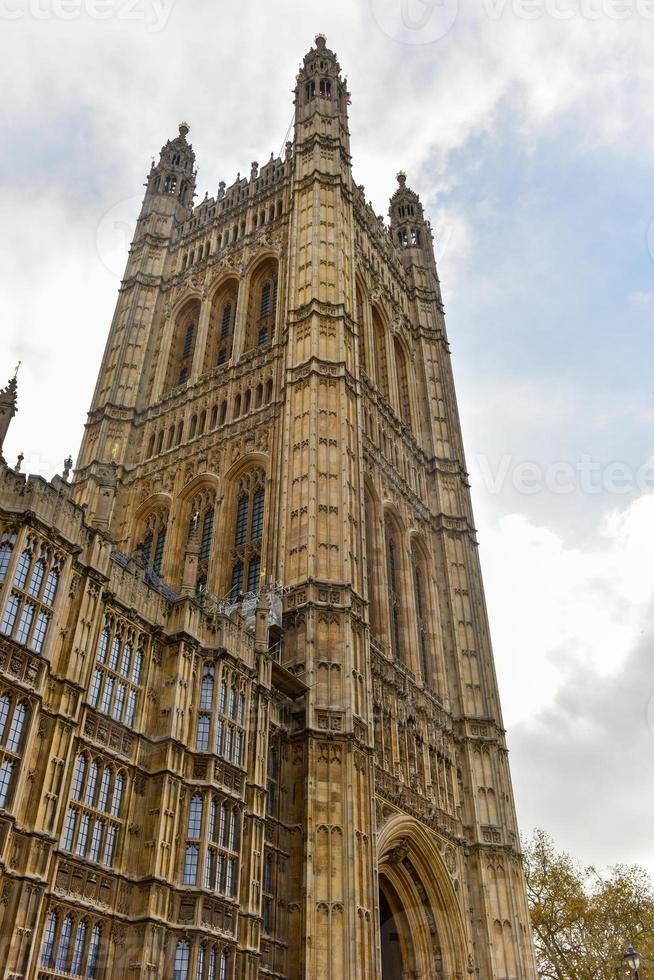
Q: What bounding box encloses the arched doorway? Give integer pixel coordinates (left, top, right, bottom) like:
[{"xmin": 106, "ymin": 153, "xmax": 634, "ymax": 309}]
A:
[
  {"xmin": 377, "ymin": 816, "xmax": 469, "ymax": 979},
  {"xmin": 379, "ymin": 880, "xmax": 409, "ymax": 979}
]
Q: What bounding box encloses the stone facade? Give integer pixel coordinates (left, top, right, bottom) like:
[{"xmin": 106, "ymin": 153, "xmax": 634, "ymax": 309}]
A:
[{"xmin": 0, "ymin": 35, "xmax": 538, "ymax": 980}]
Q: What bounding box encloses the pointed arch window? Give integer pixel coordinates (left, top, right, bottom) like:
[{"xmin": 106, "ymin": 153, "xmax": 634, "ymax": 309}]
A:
[
  {"xmin": 71, "ymin": 754, "xmax": 87, "ymax": 800},
  {"xmin": 200, "ymin": 666, "xmax": 214, "ymax": 710},
  {"xmin": 196, "ymin": 945, "xmax": 206, "ymax": 980},
  {"xmin": 200, "ymin": 508, "xmax": 214, "ymax": 562},
  {"xmin": 88, "ymin": 616, "xmax": 146, "ymax": 728},
  {"xmin": 174, "ymin": 939, "xmax": 190, "ymax": 980},
  {"xmin": 188, "ymin": 794, "xmax": 204, "ymax": 837},
  {"xmin": 165, "ymin": 300, "xmax": 200, "ymax": 390},
  {"xmin": 0, "ymin": 694, "xmax": 29, "ymax": 809},
  {"xmin": 244, "ymin": 259, "xmax": 278, "ymax": 352},
  {"xmin": 13, "ymin": 548, "xmax": 32, "ymax": 589},
  {"xmin": 138, "ymin": 510, "xmax": 169, "ymax": 580},
  {"xmin": 71, "ymin": 919, "xmax": 87, "ymax": 974},
  {"xmin": 221, "ymin": 303, "xmax": 232, "ymax": 338},
  {"xmin": 385, "ymin": 518, "xmax": 403, "ymax": 662},
  {"xmin": 188, "ymin": 493, "xmax": 216, "ymax": 597},
  {"xmin": 196, "ymin": 661, "xmax": 247, "ymax": 770},
  {"xmin": 40, "ymin": 910, "xmax": 58, "ymax": 966},
  {"xmin": 87, "ymin": 924, "xmax": 102, "ymax": 978},
  {"xmin": 0, "ymin": 538, "xmax": 60, "ymax": 652},
  {"xmin": 372, "ymin": 309, "xmax": 389, "ymax": 400},
  {"xmin": 220, "ymin": 949, "xmax": 229, "ymax": 980},
  {"xmin": 229, "ymin": 470, "xmax": 265, "ymax": 598},
  {"xmin": 394, "ymin": 337, "xmax": 413, "ymax": 430},
  {"xmin": 205, "ymin": 281, "xmax": 238, "ymax": 371},
  {"xmin": 28, "ymin": 558, "xmax": 46, "ymax": 597},
  {"xmin": 183, "ymin": 843, "xmax": 199, "ymax": 884},
  {"xmin": 412, "ymin": 546, "xmax": 430, "ymax": 684},
  {"xmin": 0, "ymin": 532, "xmax": 16, "ymax": 582},
  {"xmin": 6, "ymin": 702, "xmax": 25, "ymax": 752}
]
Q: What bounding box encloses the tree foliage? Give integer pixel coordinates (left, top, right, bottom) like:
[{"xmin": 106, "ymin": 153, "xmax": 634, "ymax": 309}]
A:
[{"xmin": 523, "ymin": 829, "xmax": 654, "ymax": 978}]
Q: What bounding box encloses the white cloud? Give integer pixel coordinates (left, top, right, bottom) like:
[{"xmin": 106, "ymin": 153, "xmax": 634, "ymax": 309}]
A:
[
  {"xmin": 476, "ymin": 494, "xmax": 654, "ymax": 871},
  {"xmin": 481, "ymin": 493, "xmax": 654, "ymax": 727}
]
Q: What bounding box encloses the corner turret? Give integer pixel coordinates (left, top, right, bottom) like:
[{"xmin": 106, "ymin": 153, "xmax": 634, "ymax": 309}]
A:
[
  {"xmin": 293, "ymin": 34, "xmax": 351, "ymax": 164},
  {"xmin": 145, "ymin": 121, "xmax": 196, "ymax": 209},
  {"xmin": 0, "ymin": 369, "xmax": 18, "ymax": 462},
  {"xmin": 389, "ymin": 171, "xmax": 436, "ymax": 273}
]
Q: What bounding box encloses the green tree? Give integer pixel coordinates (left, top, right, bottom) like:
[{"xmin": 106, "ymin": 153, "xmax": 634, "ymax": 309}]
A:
[{"xmin": 523, "ymin": 830, "xmax": 654, "ymax": 978}]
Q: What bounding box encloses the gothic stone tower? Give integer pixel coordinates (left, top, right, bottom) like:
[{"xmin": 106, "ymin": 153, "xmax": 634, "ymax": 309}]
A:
[{"xmin": 0, "ymin": 35, "xmax": 537, "ymax": 980}]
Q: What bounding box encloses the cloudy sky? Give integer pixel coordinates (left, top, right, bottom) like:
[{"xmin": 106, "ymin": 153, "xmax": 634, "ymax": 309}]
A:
[{"xmin": 2, "ymin": 0, "xmax": 653, "ymax": 877}]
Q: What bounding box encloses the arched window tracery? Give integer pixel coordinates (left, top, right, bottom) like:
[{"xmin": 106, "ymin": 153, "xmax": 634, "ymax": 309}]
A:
[
  {"xmin": 394, "ymin": 337, "xmax": 413, "ymax": 430},
  {"xmin": 61, "ymin": 746, "xmax": 127, "ymax": 869},
  {"xmin": 244, "ymin": 258, "xmax": 278, "ymax": 352},
  {"xmin": 356, "ymin": 282, "xmax": 368, "ymax": 374},
  {"xmin": 165, "ymin": 299, "xmax": 201, "ymax": 391},
  {"xmin": 195, "ymin": 661, "xmax": 247, "ymax": 770},
  {"xmin": 228, "ymin": 469, "xmax": 265, "ymax": 598},
  {"xmin": 371, "ymin": 307, "xmax": 389, "ymax": 400},
  {"xmin": 205, "ymin": 279, "xmax": 238, "ymax": 371},
  {"xmin": 385, "ymin": 515, "xmax": 404, "ymax": 663},
  {"xmin": 186, "ymin": 488, "xmax": 216, "ymax": 598},
  {"xmin": 137, "ymin": 507, "xmax": 169, "ymax": 579},
  {"xmin": 0, "ymin": 536, "xmax": 61, "ymax": 653},
  {"xmin": 412, "ymin": 543, "xmax": 431, "ymax": 685}
]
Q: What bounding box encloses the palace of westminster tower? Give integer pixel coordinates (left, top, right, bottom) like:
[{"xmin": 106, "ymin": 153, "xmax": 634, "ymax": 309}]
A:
[{"xmin": 0, "ymin": 35, "xmax": 538, "ymax": 980}]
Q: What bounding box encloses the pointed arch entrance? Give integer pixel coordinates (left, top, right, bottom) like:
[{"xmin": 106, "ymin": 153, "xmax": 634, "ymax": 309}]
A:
[{"xmin": 377, "ymin": 815, "xmax": 468, "ymax": 979}]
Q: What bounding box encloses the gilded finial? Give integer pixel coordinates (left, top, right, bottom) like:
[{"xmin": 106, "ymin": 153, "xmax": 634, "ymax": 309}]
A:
[{"xmin": 178, "ymin": 121, "xmax": 190, "ymax": 138}]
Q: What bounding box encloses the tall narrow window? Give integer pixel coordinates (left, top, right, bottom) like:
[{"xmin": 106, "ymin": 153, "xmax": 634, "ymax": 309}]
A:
[
  {"xmin": 87, "ymin": 924, "xmax": 101, "ymax": 978},
  {"xmin": 111, "ymin": 772, "xmax": 124, "ymax": 817},
  {"xmin": 71, "ymin": 920, "xmax": 87, "ymax": 974},
  {"xmin": 220, "ymin": 949, "xmax": 229, "ymax": 980},
  {"xmin": 6, "ymin": 702, "xmax": 25, "ymax": 752},
  {"xmin": 394, "ymin": 337, "xmax": 412, "ymax": 430},
  {"xmin": 153, "ymin": 528, "xmax": 166, "ymax": 576},
  {"xmin": 61, "ymin": 806, "xmax": 77, "ymax": 851},
  {"xmin": 174, "ymin": 940, "xmax": 190, "ymax": 980},
  {"xmin": 206, "ymin": 282, "xmax": 238, "ymax": 370},
  {"xmin": 413, "ymin": 547, "xmax": 430, "ymax": 684},
  {"xmin": 71, "ymin": 754, "xmax": 87, "ymax": 800},
  {"xmin": 138, "ymin": 511, "xmax": 168, "ymax": 581},
  {"xmin": 28, "ymin": 559, "xmax": 46, "ymax": 597},
  {"xmin": 182, "ymin": 324, "xmax": 194, "ymax": 358},
  {"xmin": 196, "ymin": 944, "xmax": 206, "ymax": 980},
  {"xmin": 0, "ymin": 760, "xmax": 14, "ymax": 808},
  {"xmin": 230, "ymin": 470, "xmax": 265, "ymax": 597},
  {"xmin": 245, "ymin": 259, "xmax": 278, "ymax": 351},
  {"xmin": 356, "ymin": 284, "xmax": 367, "ymax": 374},
  {"xmin": 13, "ymin": 549, "xmax": 32, "ymax": 589},
  {"xmin": 0, "ymin": 533, "xmax": 16, "ymax": 582},
  {"xmin": 372, "ymin": 308, "xmax": 389, "ymax": 400},
  {"xmin": 188, "ymin": 794, "xmax": 203, "ymax": 837},
  {"xmin": 200, "ymin": 508, "xmax": 214, "ymax": 562},
  {"xmin": 165, "ymin": 300, "xmax": 200, "ymax": 391},
  {"xmin": 200, "ymin": 667, "xmax": 214, "ymax": 709},
  {"xmin": 0, "ymin": 695, "xmax": 29, "ymax": 808},
  {"xmin": 40, "ymin": 910, "xmax": 58, "ymax": 966},
  {"xmin": 183, "ymin": 844, "xmax": 199, "ymax": 885},
  {"xmin": 385, "ymin": 518, "xmax": 403, "ymax": 662}
]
